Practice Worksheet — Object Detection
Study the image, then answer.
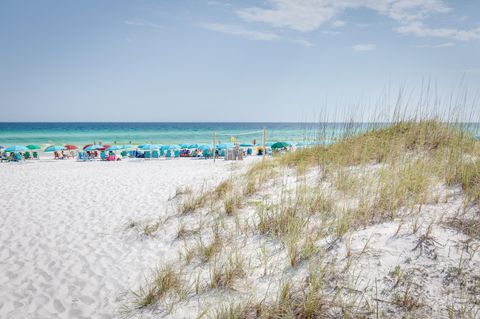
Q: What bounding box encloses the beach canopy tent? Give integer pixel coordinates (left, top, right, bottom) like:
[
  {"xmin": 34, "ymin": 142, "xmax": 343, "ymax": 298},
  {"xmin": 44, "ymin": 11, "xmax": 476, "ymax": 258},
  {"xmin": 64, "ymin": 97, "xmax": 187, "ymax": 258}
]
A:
[
  {"xmin": 65, "ymin": 145, "xmax": 78, "ymax": 150},
  {"xmin": 26, "ymin": 144, "xmax": 41, "ymax": 150},
  {"xmin": 271, "ymin": 142, "xmax": 290, "ymax": 149},
  {"xmin": 45, "ymin": 145, "xmax": 66, "ymax": 152},
  {"xmin": 5, "ymin": 145, "xmax": 28, "ymax": 152},
  {"xmin": 84, "ymin": 144, "xmax": 102, "ymax": 151},
  {"xmin": 106, "ymin": 145, "xmax": 122, "ymax": 151}
]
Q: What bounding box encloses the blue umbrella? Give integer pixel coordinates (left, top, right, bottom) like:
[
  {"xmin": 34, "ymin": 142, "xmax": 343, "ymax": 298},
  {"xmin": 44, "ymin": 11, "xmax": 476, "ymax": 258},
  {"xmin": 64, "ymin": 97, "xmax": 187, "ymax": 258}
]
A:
[
  {"xmin": 188, "ymin": 143, "xmax": 199, "ymax": 149},
  {"xmin": 106, "ymin": 145, "xmax": 122, "ymax": 151},
  {"xmin": 161, "ymin": 144, "xmax": 180, "ymax": 150},
  {"xmin": 138, "ymin": 144, "xmax": 159, "ymax": 150},
  {"xmin": 45, "ymin": 145, "xmax": 66, "ymax": 152},
  {"xmin": 84, "ymin": 144, "xmax": 102, "ymax": 151},
  {"xmin": 5, "ymin": 145, "xmax": 28, "ymax": 152},
  {"xmin": 198, "ymin": 144, "xmax": 211, "ymax": 151},
  {"xmin": 180, "ymin": 143, "xmax": 190, "ymax": 149}
]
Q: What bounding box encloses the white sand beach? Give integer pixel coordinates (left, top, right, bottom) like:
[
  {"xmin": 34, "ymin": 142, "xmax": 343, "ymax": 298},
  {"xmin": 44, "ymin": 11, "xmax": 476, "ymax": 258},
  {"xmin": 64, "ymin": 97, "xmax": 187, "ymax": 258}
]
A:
[
  {"xmin": 2, "ymin": 149, "xmax": 479, "ymax": 319},
  {"xmin": 0, "ymin": 158, "xmax": 254, "ymax": 318}
]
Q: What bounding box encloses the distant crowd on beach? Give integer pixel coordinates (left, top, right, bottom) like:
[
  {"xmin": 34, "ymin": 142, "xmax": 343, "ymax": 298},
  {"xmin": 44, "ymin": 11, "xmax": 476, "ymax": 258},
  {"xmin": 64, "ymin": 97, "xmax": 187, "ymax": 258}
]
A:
[{"xmin": 0, "ymin": 140, "xmax": 309, "ymax": 163}]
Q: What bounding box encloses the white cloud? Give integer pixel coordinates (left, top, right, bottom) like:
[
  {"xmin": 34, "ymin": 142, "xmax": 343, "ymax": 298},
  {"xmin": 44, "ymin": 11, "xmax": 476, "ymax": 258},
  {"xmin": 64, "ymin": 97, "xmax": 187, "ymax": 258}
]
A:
[
  {"xmin": 331, "ymin": 20, "xmax": 346, "ymax": 28},
  {"xmin": 418, "ymin": 42, "xmax": 455, "ymax": 49},
  {"xmin": 237, "ymin": 0, "xmax": 449, "ymax": 32},
  {"xmin": 352, "ymin": 43, "xmax": 376, "ymax": 51},
  {"xmin": 202, "ymin": 23, "xmax": 280, "ymax": 41},
  {"xmin": 202, "ymin": 23, "xmax": 313, "ymax": 46},
  {"xmin": 125, "ymin": 20, "xmax": 163, "ymax": 29},
  {"xmin": 395, "ymin": 22, "xmax": 480, "ymax": 41},
  {"xmin": 233, "ymin": 0, "xmax": 479, "ymax": 42}
]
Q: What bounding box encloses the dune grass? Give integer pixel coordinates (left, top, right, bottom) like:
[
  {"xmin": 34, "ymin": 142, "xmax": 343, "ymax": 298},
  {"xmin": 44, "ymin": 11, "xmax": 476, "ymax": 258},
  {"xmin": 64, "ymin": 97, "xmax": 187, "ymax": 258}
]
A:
[{"xmin": 129, "ymin": 119, "xmax": 480, "ymax": 317}]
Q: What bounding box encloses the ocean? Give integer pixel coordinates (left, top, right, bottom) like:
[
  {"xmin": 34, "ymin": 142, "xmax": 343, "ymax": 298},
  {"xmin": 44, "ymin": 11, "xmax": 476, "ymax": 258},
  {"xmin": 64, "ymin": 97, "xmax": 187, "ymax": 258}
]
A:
[{"xmin": 0, "ymin": 122, "xmax": 479, "ymax": 147}]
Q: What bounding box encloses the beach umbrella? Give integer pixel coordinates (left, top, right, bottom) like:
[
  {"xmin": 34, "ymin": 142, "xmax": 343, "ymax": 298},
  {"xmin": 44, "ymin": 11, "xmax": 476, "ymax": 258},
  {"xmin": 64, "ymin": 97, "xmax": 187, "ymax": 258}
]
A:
[
  {"xmin": 106, "ymin": 145, "xmax": 122, "ymax": 151},
  {"xmin": 138, "ymin": 144, "xmax": 159, "ymax": 150},
  {"xmin": 198, "ymin": 144, "xmax": 211, "ymax": 151},
  {"xmin": 121, "ymin": 144, "xmax": 134, "ymax": 149},
  {"xmin": 271, "ymin": 142, "xmax": 290, "ymax": 149},
  {"xmin": 188, "ymin": 143, "xmax": 199, "ymax": 149},
  {"xmin": 5, "ymin": 145, "xmax": 28, "ymax": 152},
  {"xmin": 44, "ymin": 145, "xmax": 66, "ymax": 152},
  {"xmin": 64, "ymin": 144, "xmax": 78, "ymax": 150},
  {"xmin": 84, "ymin": 144, "xmax": 102, "ymax": 151},
  {"xmin": 161, "ymin": 144, "xmax": 180, "ymax": 150},
  {"xmin": 240, "ymin": 143, "xmax": 254, "ymax": 147},
  {"xmin": 26, "ymin": 144, "xmax": 41, "ymax": 150},
  {"xmin": 180, "ymin": 143, "xmax": 190, "ymax": 149},
  {"xmin": 98, "ymin": 145, "xmax": 111, "ymax": 151}
]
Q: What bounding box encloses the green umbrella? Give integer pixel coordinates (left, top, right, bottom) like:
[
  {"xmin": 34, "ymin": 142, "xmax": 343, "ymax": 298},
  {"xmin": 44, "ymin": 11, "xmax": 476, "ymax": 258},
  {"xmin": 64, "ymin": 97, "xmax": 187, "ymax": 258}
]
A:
[
  {"xmin": 271, "ymin": 142, "xmax": 290, "ymax": 149},
  {"xmin": 26, "ymin": 144, "xmax": 41, "ymax": 150}
]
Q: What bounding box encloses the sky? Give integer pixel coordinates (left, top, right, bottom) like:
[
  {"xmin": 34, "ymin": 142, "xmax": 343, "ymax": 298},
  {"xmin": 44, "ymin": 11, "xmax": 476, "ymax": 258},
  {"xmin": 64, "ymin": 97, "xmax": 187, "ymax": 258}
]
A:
[{"xmin": 1, "ymin": 0, "xmax": 480, "ymax": 122}]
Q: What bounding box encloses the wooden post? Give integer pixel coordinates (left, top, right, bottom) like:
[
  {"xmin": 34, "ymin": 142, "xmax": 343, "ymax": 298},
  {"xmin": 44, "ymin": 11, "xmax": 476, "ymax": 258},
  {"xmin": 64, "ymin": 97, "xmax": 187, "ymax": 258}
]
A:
[
  {"xmin": 213, "ymin": 130, "xmax": 216, "ymax": 163},
  {"xmin": 263, "ymin": 127, "xmax": 266, "ymax": 160}
]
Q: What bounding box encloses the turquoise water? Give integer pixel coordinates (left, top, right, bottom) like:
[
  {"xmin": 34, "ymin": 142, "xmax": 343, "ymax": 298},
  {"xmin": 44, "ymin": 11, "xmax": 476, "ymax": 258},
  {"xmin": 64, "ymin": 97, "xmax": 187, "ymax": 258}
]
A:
[
  {"xmin": 0, "ymin": 122, "xmax": 479, "ymax": 147},
  {"xmin": 0, "ymin": 123, "xmax": 323, "ymax": 146}
]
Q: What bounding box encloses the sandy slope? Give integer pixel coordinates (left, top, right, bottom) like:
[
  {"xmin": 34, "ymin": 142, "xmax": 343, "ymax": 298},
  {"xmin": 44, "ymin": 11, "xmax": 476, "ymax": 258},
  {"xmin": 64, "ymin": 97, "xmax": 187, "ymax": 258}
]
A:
[{"xmin": 0, "ymin": 158, "xmax": 249, "ymax": 319}]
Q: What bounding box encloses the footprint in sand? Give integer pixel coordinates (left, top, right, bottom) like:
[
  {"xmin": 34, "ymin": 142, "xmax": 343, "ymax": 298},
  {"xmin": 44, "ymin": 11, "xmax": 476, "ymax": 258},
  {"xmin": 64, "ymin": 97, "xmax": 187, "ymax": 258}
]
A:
[{"xmin": 53, "ymin": 299, "xmax": 66, "ymax": 313}]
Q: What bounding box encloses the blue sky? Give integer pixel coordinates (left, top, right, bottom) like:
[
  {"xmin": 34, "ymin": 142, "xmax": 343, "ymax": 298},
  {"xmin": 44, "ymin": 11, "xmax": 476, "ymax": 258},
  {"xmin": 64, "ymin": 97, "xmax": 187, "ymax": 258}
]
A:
[{"xmin": 1, "ymin": 0, "xmax": 479, "ymax": 122}]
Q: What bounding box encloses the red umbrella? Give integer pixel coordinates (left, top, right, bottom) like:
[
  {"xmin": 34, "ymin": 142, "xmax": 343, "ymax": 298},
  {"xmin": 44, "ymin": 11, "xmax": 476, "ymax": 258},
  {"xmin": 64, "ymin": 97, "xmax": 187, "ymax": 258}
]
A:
[
  {"xmin": 83, "ymin": 144, "xmax": 92, "ymax": 150},
  {"xmin": 65, "ymin": 145, "xmax": 78, "ymax": 150},
  {"xmin": 98, "ymin": 144, "xmax": 111, "ymax": 151}
]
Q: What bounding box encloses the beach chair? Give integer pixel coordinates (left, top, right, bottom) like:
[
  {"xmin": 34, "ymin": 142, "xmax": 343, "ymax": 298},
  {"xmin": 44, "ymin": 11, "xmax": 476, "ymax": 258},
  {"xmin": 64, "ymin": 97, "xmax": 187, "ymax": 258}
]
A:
[
  {"xmin": 152, "ymin": 150, "xmax": 159, "ymax": 158},
  {"xmin": 121, "ymin": 151, "xmax": 127, "ymax": 158},
  {"xmin": 247, "ymin": 148, "xmax": 253, "ymax": 155},
  {"xmin": 166, "ymin": 150, "xmax": 172, "ymax": 159},
  {"xmin": 145, "ymin": 151, "xmax": 151, "ymax": 159},
  {"xmin": 220, "ymin": 150, "xmax": 225, "ymax": 157},
  {"xmin": 202, "ymin": 149, "xmax": 210, "ymax": 159},
  {"xmin": 100, "ymin": 152, "xmax": 107, "ymax": 160},
  {"xmin": 77, "ymin": 152, "xmax": 86, "ymax": 161},
  {"xmin": 107, "ymin": 154, "xmax": 116, "ymax": 161},
  {"xmin": 128, "ymin": 150, "xmax": 135, "ymax": 158},
  {"xmin": 174, "ymin": 150, "xmax": 180, "ymax": 158},
  {"xmin": 33, "ymin": 152, "xmax": 39, "ymax": 159},
  {"xmin": 14, "ymin": 153, "xmax": 23, "ymax": 161},
  {"xmin": 160, "ymin": 150, "xmax": 165, "ymax": 157},
  {"xmin": 24, "ymin": 152, "xmax": 31, "ymax": 160}
]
